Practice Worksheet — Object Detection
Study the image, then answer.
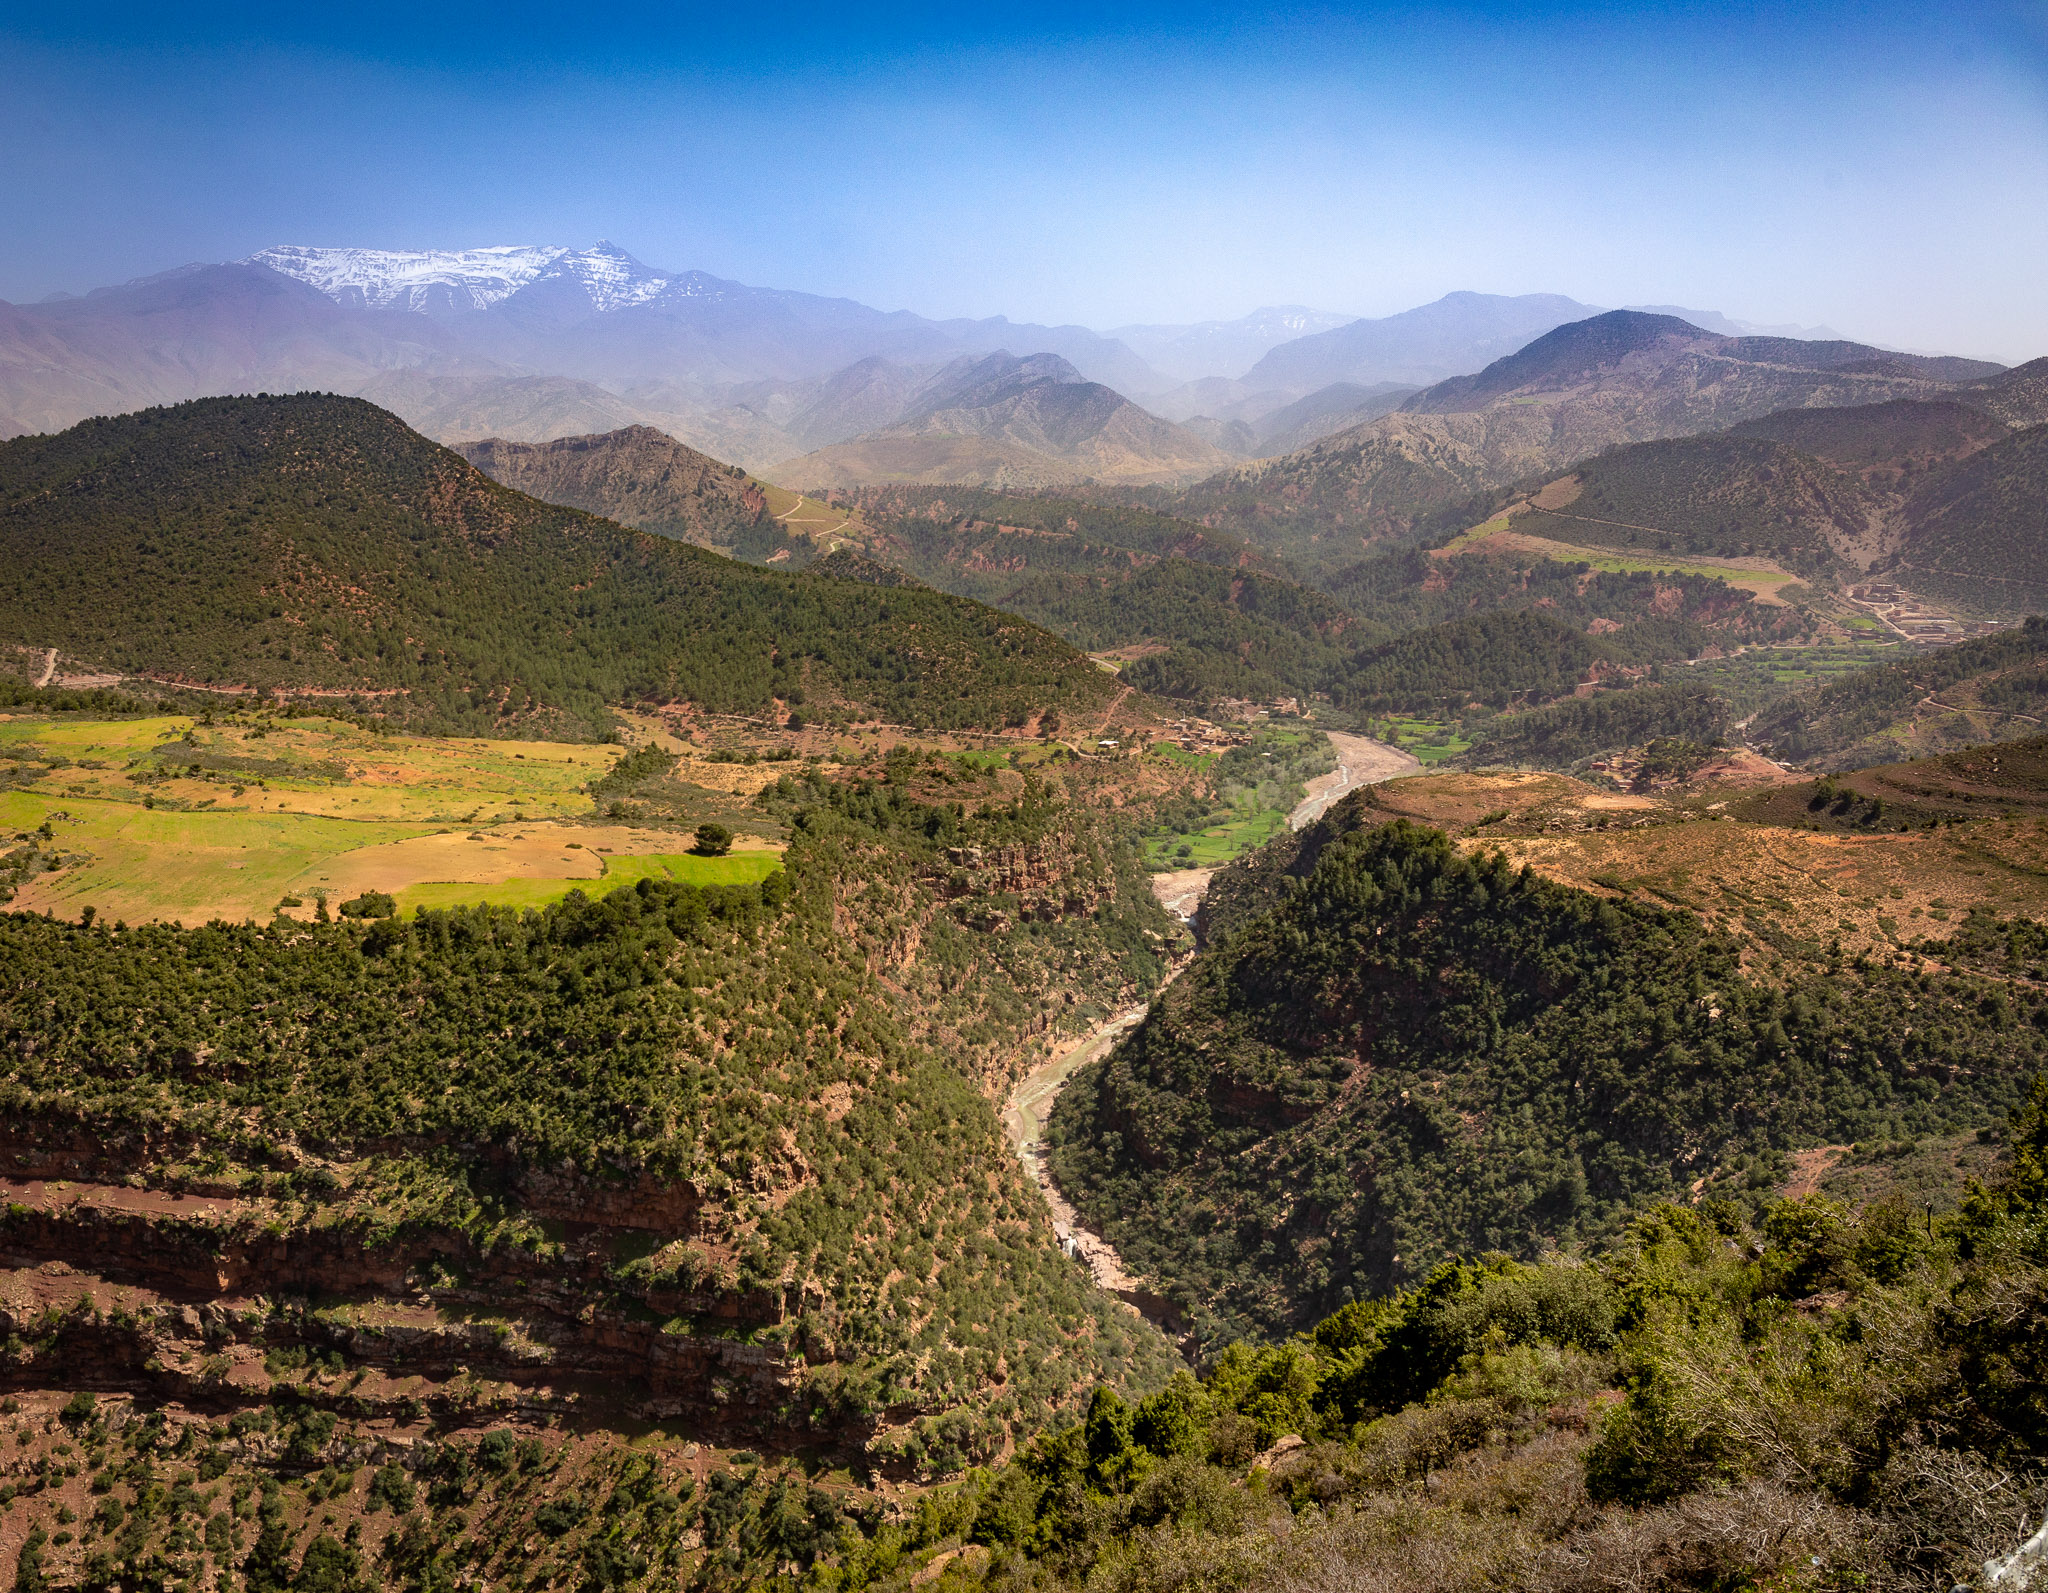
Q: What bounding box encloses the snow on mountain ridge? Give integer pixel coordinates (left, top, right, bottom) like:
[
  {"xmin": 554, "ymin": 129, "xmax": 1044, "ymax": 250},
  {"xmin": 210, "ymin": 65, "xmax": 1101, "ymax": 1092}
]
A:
[{"xmin": 247, "ymin": 242, "xmax": 679, "ymax": 314}]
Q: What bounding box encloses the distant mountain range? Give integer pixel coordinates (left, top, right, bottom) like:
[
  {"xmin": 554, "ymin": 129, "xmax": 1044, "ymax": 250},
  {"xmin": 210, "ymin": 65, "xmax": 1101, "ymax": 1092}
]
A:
[
  {"xmin": 1106, "ymin": 306, "xmax": 1357, "ymax": 383},
  {"xmin": 1239, "ymin": 291, "xmax": 1605, "ymax": 394},
  {"xmin": 0, "ymin": 244, "xmax": 1167, "ymax": 454},
  {"xmin": 1158, "ymin": 310, "xmax": 2019, "ymax": 574},
  {"xmin": 762, "ymin": 352, "xmax": 1235, "ymax": 489},
  {"xmin": 1, "ymin": 244, "xmax": 1912, "ymax": 492}
]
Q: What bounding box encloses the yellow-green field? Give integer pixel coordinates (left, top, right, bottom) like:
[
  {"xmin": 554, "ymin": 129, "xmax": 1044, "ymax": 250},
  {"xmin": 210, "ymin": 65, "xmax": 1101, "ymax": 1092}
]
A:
[
  {"xmin": 3, "ymin": 791, "xmax": 434, "ymax": 923},
  {"xmin": 1440, "ymin": 515, "xmax": 1798, "ymax": 601},
  {"xmin": 1, "ymin": 713, "xmax": 780, "ymax": 924},
  {"xmin": 392, "ymin": 852, "xmax": 780, "ymax": 914},
  {"xmin": 0, "ymin": 713, "xmax": 617, "ymax": 822}
]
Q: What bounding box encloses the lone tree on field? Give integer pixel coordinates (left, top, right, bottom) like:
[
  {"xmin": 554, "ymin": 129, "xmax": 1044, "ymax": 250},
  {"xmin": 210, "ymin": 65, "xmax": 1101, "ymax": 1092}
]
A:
[{"xmin": 694, "ymin": 823, "xmax": 733, "ymax": 857}]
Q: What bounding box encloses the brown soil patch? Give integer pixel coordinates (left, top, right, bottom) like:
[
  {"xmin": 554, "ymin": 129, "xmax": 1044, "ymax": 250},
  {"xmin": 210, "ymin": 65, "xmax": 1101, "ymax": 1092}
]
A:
[
  {"xmin": 1362, "ymin": 770, "xmax": 1588, "ymax": 831},
  {"xmin": 1483, "ymin": 813, "xmax": 2048, "ymax": 967},
  {"xmin": 1690, "ymin": 749, "xmax": 1798, "ymax": 788},
  {"xmin": 302, "ymin": 823, "xmax": 780, "ymax": 900},
  {"xmin": 1780, "ymin": 1146, "xmax": 1850, "ymax": 1200}
]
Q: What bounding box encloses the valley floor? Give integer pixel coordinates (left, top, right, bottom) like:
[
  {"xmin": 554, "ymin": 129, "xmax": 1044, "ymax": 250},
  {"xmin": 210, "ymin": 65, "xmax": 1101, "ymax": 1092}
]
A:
[{"xmin": 1288, "ymin": 731, "xmax": 1422, "ymax": 830}]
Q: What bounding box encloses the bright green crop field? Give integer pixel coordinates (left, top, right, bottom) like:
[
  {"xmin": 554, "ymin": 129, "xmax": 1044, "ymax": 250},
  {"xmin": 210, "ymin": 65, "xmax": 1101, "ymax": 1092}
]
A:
[{"xmin": 393, "ymin": 852, "xmax": 781, "ymax": 914}]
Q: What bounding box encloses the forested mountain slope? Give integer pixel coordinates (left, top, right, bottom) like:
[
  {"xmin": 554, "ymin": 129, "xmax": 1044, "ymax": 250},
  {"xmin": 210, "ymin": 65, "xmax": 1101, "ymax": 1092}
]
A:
[
  {"xmin": 748, "ymin": 482, "xmax": 1802, "ymax": 715},
  {"xmin": 1964, "ymin": 353, "xmax": 2048, "ymax": 428},
  {"xmin": 1461, "ymin": 681, "xmax": 1732, "ymax": 770},
  {"xmin": 456, "ymin": 425, "xmax": 771, "ymax": 548},
  {"xmin": 0, "ymin": 742, "xmax": 1186, "ymax": 1516},
  {"xmin": 1893, "ymin": 422, "xmax": 2048, "ymax": 613},
  {"xmin": 1050, "ymin": 809, "xmax": 2046, "ymax": 1339},
  {"xmin": 0, "ymin": 395, "xmax": 1116, "ymax": 737},
  {"xmin": 1729, "ymin": 396, "xmax": 2012, "ymax": 481},
  {"xmin": 1321, "ymin": 543, "xmax": 1810, "ymax": 643},
  {"xmin": 777, "ymin": 487, "xmax": 1365, "ymax": 708},
  {"xmin": 1509, "ymin": 433, "xmax": 1882, "ymax": 576}
]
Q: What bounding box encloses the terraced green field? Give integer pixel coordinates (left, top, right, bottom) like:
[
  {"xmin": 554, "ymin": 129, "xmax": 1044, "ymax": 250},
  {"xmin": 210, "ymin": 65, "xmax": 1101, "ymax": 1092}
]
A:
[
  {"xmin": 1, "ymin": 712, "xmax": 775, "ymax": 923},
  {"xmin": 1382, "ymin": 717, "xmax": 1474, "ymax": 764}
]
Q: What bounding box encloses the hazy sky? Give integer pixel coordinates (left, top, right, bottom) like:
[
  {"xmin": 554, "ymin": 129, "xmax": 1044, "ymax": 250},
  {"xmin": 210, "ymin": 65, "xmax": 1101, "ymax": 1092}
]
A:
[{"xmin": 4, "ymin": 1, "xmax": 2045, "ymax": 360}]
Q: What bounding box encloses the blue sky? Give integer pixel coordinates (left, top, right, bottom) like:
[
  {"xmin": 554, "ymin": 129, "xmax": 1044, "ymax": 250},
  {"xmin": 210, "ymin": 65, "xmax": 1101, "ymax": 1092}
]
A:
[{"xmin": 4, "ymin": 1, "xmax": 2045, "ymax": 360}]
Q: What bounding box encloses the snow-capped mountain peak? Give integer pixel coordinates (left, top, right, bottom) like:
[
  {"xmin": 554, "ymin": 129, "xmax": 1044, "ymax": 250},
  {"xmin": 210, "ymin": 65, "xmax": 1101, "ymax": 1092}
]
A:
[
  {"xmin": 246, "ymin": 243, "xmax": 677, "ymax": 314},
  {"xmin": 548, "ymin": 241, "xmax": 675, "ymax": 312}
]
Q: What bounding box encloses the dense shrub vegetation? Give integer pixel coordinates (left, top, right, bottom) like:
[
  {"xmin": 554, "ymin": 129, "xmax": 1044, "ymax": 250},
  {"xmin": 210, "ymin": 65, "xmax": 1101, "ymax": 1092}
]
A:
[
  {"xmin": 1323, "ymin": 547, "xmax": 1810, "ymax": 646},
  {"xmin": 0, "ymin": 396, "xmax": 1114, "ymax": 737},
  {"xmin": 923, "ymin": 1095, "xmax": 2048, "ymax": 1592},
  {"xmin": 1465, "ymin": 684, "xmax": 1731, "ymax": 769},
  {"xmin": 1051, "ymin": 813, "xmax": 2048, "ymax": 1340},
  {"xmin": 15, "ymin": 1127, "xmax": 2044, "ymax": 1591},
  {"xmin": 754, "ymin": 748, "xmax": 1176, "ymax": 1087},
  {"xmin": 0, "ymin": 770, "xmax": 1184, "ymax": 1443}
]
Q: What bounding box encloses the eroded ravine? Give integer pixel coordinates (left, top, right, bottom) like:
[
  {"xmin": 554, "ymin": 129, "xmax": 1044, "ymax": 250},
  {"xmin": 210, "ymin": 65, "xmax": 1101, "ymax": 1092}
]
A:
[
  {"xmin": 1001, "ymin": 1004, "xmax": 1150, "ymax": 1298},
  {"xmin": 1005, "ymin": 729, "xmax": 1417, "ymax": 1326}
]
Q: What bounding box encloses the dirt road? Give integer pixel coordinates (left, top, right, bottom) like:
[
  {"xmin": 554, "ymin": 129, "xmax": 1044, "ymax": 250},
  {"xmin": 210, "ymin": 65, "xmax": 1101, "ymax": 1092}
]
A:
[{"xmin": 1290, "ymin": 731, "xmax": 1422, "ymax": 830}]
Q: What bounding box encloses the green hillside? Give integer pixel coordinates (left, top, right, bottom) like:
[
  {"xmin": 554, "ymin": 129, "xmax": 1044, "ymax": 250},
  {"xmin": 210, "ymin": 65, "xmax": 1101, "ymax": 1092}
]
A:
[
  {"xmin": 907, "ymin": 1127, "xmax": 2048, "ymax": 1592},
  {"xmin": 1330, "ymin": 610, "xmax": 1606, "ymax": 712},
  {"xmin": 1897, "ymin": 422, "xmax": 2048, "ymax": 613},
  {"xmin": 1730, "ymin": 397, "xmax": 2010, "ymax": 481},
  {"xmin": 1749, "ymin": 616, "xmax": 2048, "ymax": 768},
  {"xmin": 1048, "ymin": 812, "xmax": 2046, "ymax": 1339},
  {"xmin": 1325, "ymin": 605, "xmax": 1754, "ymax": 717},
  {"xmin": 1514, "ymin": 434, "xmax": 1875, "ymax": 574},
  {"xmin": 757, "ymin": 487, "xmax": 1365, "ymax": 708},
  {"xmin": 0, "ymin": 750, "xmax": 1185, "ymax": 1473},
  {"xmin": 0, "ymin": 396, "xmax": 1115, "ymax": 737},
  {"xmin": 836, "ymin": 485, "xmax": 1300, "ymax": 578},
  {"xmin": 1463, "ymin": 681, "xmax": 1731, "ymax": 769},
  {"xmin": 1324, "ymin": 541, "xmax": 1814, "ymax": 642}
]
